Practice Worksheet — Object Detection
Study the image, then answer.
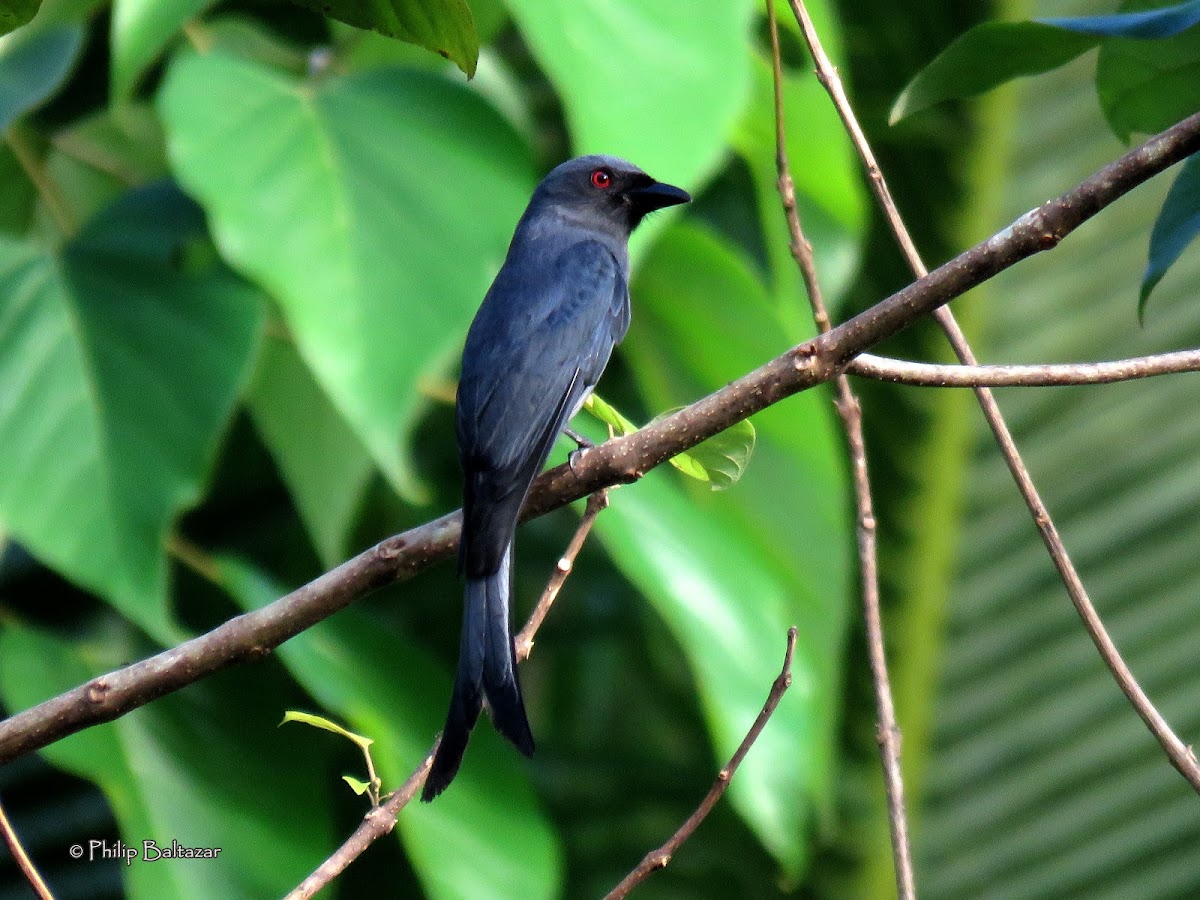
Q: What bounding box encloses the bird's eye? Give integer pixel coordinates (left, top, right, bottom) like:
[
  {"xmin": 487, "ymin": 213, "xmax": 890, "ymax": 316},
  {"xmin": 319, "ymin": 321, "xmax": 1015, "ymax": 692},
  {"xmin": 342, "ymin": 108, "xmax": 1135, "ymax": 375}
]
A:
[{"xmin": 591, "ymin": 169, "xmax": 612, "ymax": 189}]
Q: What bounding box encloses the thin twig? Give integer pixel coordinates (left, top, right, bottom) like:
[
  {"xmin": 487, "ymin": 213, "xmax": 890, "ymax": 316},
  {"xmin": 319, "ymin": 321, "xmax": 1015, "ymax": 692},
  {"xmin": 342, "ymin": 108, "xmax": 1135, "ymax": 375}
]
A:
[
  {"xmin": 766, "ymin": 3, "xmax": 915, "ymax": 897},
  {"xmin": 787, "ymin": 0, "xmax": 1200, "ymax": 794},
  {"xmin": 515, "ymin": 489, "xmax": 609, "ymax": 661},
  {"xmin": 284, "ymin": 747, "xmax": 435, "ymax": 900},
  {"xmin": 0, "ymin": 795, "xmax": 55, "ymax": 900},
  {"xmin": 5, "ymin": 124, "xmax": 76, "ymax": 237},
  {"xmin": 3, "ymin": 110, "xmax": 1200, "ymax": 767},
  {"xmin": 604, "ymin": 627, "xmax": 797, "ymax": 899},
  {"xmin": 285, "ymin": 492, "xmax": 610, "ymax": 899},
  {"xmin": 850, "ymin": 349, "xmax": 1200, "ymax": 387}
]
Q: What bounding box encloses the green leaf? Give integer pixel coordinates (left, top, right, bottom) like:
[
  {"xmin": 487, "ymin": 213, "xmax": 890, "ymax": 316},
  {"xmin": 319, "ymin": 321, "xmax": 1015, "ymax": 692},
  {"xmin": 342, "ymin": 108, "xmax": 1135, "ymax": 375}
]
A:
[
  {"xmin": 247, "ymin": 336, "xmax": 373, "ymax": 567},
  {"xmin": 604, "ymin": 222, "xmax": 852, "ymax": 876},
  {"xmin": 890, "ymin": 22, "xmax": 1097, "ymax": 124},
  {"xmin": 342, "ymin": 774, "xmax": 371, "ymax": 795},
  {"xmin": 0, "ymin": 0, "xmax": 39, "ymax": 37},
  {"xmin": 110, "ymin": 0, "xmax": 215, "ymax": 101},
  {"xmin": 586, "ymin": 393, "xmax": 756, "ymax": 488},
  {"xmin": 1096, "ymin": 0, "xmax": 1200, "ymax": 141},
  {"xmin": 0, "ymin": 183, "xmax": 262, "ymax": 640},
  {"xmin": 1141, "ymin": 152, "xmax": 1200, "ymax": 317},
  {"xmin": 503, "ymin": 0, "xmax": 753, "ymax": 189},
  {"xmin": 672, "ymin": 415, "xmax": 755, "ymax": 490},
  {"xmin": 159, "ymin": 52, "xmax": 535, "ymax": 503},
  {"xmin": 286, "ymin": 0, "xmax": 479, "ymax": 77},
  {"xmin": 0, "ymin": 22, "xmax": 83, "ymax": 130},
  {"xmin": 213, "ymin": 555, "xmax": 564, "ymax": 900},
  {"xmin": 596, "ymin": 469, "xmax": 831, "ymax": 879},
  {"xmin": 0, "ymin": 621, "xmax": 334, "ymax": 898},
  {"xmin": 282, "ymin": 709, "xmax": 374, "ymax": 748}
]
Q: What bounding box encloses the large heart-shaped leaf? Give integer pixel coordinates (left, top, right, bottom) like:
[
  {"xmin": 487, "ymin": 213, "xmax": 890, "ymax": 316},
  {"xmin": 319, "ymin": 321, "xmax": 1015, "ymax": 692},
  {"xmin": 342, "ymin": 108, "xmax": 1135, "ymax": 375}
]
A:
[
  {"xmin": 0, "ymin": 182, "xmax": 262, "ymax": 640},
  {"xmin": 158, "ymin": 52, "xmax": 535, "ymax": 503},
  {"xmin": 503, "ymin": 0, "xmax": 753, "ymax": 190},
  {"xmin": 214, "ymin": 555, "xmax": 564, "ymax": 900},
  {"xmin": 0, "ymin": 621, "xmax": 334, "ymax": 899}
]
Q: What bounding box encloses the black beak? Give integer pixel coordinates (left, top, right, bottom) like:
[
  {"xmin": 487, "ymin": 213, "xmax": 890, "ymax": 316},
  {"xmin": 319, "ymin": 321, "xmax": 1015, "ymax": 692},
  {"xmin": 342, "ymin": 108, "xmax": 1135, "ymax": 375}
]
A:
[{"xmin": 627, "ymin": 180, "xmax": 691, "ymax": 213}]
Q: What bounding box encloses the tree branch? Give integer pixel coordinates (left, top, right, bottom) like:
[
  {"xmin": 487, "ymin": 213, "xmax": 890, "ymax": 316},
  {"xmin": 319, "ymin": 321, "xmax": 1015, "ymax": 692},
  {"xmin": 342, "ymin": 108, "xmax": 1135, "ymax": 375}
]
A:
[
  {"xmin": 2, "ymin": 109, "xmax": 1200, "ymax": 766},
  {"xmin": 788, "ymin": 0, "xmax": 1200, "ymax": 795},
  {"xmin": 850, "ymin": 349, "xmax": 1200, "ymax": 387},
  {"xmin": 603, "ymin": 627, "xmax": 797, "ymax": 900},
  {"xmin": 767, "ymin": 3, "xmax": 914, "ymax": 896}
]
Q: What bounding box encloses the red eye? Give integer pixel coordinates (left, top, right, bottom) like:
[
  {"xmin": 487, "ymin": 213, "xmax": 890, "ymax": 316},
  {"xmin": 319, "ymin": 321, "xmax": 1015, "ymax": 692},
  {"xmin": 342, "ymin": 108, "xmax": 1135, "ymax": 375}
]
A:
[{"xmin": 591, "ymin": 169, "xmax": 612, "ymax": 189}]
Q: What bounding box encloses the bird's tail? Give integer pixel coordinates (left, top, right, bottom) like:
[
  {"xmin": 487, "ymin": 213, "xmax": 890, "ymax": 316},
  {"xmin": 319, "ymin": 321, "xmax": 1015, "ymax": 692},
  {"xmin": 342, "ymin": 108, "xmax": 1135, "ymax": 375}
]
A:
[{"xmin": 423, "ymin": 546, "xmax": 535, "ymax": 801}]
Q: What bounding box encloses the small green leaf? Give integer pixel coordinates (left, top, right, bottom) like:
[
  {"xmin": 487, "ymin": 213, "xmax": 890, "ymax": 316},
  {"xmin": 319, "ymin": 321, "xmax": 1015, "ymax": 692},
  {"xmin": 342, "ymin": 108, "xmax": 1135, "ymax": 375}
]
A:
[
  {"xmin": 890, "ymin": 22, "xmax": 1098, "ymax": 124},
  {"xmin": 1140, "ymin": 152, "xmax": 1200, "ymax": 318},
  {"xmin": 286, "ymin": 0, "xmax": 479, "ymax": 77},
  {"xmin": 110, "ymin": 0, "xmax": 215, "ymax": 101},
  {"xmin": 586, "ymin": 394, "xmax": 756, "ymax": 488},
  {"xmin": 342, "ymin": 775, "xmax": 371, "ymax": 795},
  {"xmin": 0, "ymin": 22, "xmax": 83, "ymax": 130},
  {"xmin": 282, "ymin": 710, "xmax": 374, "ymax": 749},
  {"xmin": 667, "ymin": 415, "xmax": 756, "ymax": 491}
]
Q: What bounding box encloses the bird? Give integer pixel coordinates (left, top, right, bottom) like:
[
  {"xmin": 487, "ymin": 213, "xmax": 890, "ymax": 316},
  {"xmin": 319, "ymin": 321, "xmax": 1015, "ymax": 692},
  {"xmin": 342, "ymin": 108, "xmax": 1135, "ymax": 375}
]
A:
[{"xmin": 421, "ymin": 155, "xmax": 690, "ymax": 801}]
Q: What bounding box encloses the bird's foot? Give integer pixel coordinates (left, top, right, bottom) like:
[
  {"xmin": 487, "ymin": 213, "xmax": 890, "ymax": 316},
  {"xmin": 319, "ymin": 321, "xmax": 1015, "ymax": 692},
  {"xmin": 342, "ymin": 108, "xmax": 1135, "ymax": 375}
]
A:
[{"xmin": 564, "ymin": 428, "xmax": 595, "ymax": 476}]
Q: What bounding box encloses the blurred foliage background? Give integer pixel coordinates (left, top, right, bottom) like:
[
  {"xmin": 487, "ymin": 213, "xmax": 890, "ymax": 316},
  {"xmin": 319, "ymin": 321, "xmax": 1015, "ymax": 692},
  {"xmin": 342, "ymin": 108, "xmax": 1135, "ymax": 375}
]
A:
[{"xmin": 1, "ymin": 0, "xmax": 1199, "ymax": 897}]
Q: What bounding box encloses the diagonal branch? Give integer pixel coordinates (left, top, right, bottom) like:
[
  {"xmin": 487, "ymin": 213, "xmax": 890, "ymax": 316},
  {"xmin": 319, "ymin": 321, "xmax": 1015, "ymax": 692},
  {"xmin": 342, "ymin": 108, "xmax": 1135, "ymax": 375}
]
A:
[
  {"xmin": 0, "ymin": 795, "xmax": 55, "ymax": 900},
  {"xmin": 786, "ymin": 0, "xmax": 1200, "ymax": 795},
  {"xmin": 603, "ymin": 627, "xmax": 798, "ymax": 900},
  {"xmin": 2, "ymin": 108, "xmax": 1200, "ymax": 766}
]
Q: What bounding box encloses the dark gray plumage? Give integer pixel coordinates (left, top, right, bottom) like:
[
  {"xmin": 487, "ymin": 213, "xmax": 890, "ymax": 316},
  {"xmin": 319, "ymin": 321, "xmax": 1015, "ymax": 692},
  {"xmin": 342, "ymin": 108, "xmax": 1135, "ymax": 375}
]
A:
[{"xmin": 422, "ymin": 155, "xmax": 690, "ymax": 801}]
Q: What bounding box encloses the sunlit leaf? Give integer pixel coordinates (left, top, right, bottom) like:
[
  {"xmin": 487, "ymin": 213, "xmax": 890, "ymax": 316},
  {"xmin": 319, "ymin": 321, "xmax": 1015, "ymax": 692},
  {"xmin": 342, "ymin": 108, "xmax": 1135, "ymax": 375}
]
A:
[
  {"xmin": 282, "ymin": 709, "xmax": 374, "ymax": 748},
  {"xmin": 159, "ymin": 51, "xmax": 535, "ymax": 503}
]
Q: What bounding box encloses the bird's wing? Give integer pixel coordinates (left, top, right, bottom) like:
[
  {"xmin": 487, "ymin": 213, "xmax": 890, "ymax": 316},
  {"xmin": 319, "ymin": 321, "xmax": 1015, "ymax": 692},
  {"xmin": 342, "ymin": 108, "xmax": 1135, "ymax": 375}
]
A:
[{"xmin": 457, "ymin": 239, "xmax": 628, "ymax": 573}]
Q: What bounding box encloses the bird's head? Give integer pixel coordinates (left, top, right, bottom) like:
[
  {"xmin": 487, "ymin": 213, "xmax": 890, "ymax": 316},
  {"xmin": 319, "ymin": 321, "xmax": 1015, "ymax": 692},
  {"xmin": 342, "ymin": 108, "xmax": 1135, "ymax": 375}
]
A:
[{"xmin": 532, "ymin": 155, "xmax": 691, "ymax": 236}]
